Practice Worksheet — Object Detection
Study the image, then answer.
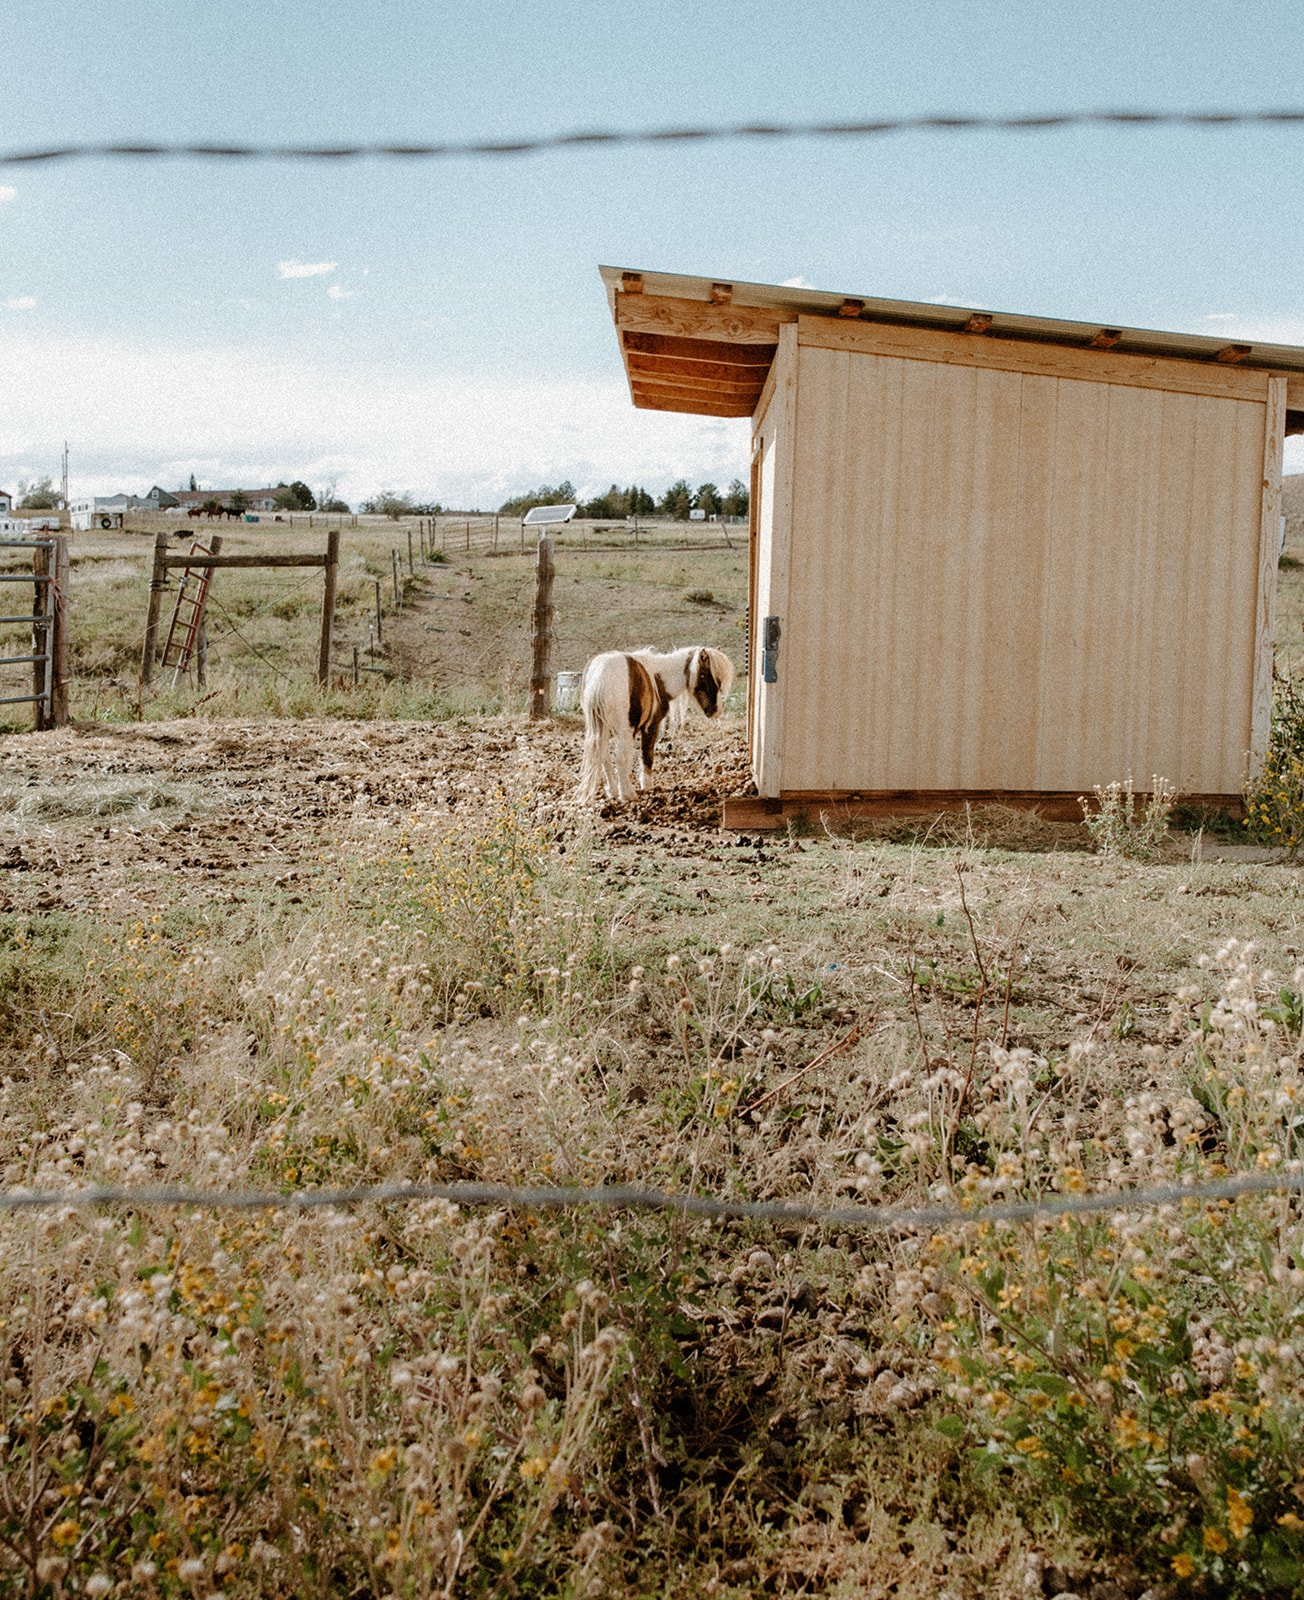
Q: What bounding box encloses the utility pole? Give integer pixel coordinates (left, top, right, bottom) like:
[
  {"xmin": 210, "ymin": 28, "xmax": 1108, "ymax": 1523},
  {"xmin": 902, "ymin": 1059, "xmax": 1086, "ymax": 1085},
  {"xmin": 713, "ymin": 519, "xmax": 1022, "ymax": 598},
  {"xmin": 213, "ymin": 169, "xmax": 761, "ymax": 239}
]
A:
[{"xmin": 61, "ymin": 441, "xmax": 68, "ymax": 511}]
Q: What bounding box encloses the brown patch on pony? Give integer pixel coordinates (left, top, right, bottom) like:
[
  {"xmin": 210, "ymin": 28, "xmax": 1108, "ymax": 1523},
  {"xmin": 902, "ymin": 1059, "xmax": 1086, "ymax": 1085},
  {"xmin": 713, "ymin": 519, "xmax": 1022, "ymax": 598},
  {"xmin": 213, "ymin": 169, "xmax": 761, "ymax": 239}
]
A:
[{"xmin": 624, "ymin": 654, "xmax": 672, "ymax": 772}]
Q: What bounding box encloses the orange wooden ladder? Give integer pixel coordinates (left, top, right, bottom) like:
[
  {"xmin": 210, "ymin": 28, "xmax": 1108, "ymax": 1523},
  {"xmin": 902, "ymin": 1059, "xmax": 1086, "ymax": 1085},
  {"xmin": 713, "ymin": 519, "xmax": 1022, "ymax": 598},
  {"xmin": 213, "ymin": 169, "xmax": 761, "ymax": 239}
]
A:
[{"xmin": 160, "ymin": 542, "xmax": 216, "ymax": 685}]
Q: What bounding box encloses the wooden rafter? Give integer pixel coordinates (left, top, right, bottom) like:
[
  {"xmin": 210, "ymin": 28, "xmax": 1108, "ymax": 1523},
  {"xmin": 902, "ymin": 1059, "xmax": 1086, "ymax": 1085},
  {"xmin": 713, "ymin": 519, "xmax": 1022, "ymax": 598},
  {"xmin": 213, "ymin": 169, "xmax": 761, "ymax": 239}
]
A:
[
  {"xmin": 615, "ymin": 291, "xmax": 789, "ymax": 344},
  {"xmin": 1089, "ymin": 329, "xmax": 1122, "ymax": 350},
  {"xmin": 621, "ymin": 329, "xmax": 775, "ymax": 367},
  {"xmin": 625, "ymin": 351, "xmax": 773, "ymax": 384},
  {"xmin": 1216, "ymin": 343, "xmax": 1253, "ymax": 364},
  {"xmin": 964, "ymin": 312, "xmax": 993, "ymax": 334},
  {"xmin": 631, "ymin": 372, "xmax": 764, "ymax": 402}
]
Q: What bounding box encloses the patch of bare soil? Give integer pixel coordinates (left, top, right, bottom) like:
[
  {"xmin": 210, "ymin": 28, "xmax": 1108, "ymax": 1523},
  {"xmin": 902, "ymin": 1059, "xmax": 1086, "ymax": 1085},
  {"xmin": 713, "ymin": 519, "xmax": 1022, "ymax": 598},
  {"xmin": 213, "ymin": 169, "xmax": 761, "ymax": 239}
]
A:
[{"xmin": 0, "ymin": 714, "xmax": 754, "ymax": 921}]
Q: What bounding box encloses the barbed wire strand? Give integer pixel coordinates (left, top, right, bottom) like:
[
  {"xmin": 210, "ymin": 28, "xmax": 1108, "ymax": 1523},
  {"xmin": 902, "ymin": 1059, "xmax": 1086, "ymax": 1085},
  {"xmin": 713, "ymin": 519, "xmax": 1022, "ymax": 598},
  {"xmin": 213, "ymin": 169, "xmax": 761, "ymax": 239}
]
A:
[
  {"xmin": 3, "ymin": 1166, "xmax": 1302, "ymax": 1230},
  {"xmin": 5, "ymin": 109, "xmax": 1304, "ymax": 169}
]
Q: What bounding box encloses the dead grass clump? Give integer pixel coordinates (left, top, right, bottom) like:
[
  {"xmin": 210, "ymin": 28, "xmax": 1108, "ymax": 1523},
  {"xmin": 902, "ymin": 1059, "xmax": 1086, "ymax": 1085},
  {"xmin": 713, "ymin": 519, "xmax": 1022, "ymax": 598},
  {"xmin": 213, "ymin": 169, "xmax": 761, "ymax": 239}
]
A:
[
  {"xmin": 818, "ymin": 803, "xmax": 1086, "ymax": 853},
  {"xmin": 0, "ymin": 774, "xmax": 226, "ymax": 824}
]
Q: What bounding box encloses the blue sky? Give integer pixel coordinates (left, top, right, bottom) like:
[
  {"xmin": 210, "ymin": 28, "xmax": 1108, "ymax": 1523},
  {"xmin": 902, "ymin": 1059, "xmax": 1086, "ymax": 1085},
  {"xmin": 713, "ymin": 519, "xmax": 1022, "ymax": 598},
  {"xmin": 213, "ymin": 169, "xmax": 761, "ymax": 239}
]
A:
[{"xmin": 2, "ymin": 0, "xmax": 1304, "ymax": 506}]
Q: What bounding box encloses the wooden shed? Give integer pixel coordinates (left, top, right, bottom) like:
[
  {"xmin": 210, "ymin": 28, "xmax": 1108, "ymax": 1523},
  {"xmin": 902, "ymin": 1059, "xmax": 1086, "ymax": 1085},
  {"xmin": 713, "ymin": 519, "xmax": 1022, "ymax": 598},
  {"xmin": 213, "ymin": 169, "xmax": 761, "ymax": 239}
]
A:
[{"xmin": 600, "ymin": 265, "xmax": 1304, "ymax": 827}]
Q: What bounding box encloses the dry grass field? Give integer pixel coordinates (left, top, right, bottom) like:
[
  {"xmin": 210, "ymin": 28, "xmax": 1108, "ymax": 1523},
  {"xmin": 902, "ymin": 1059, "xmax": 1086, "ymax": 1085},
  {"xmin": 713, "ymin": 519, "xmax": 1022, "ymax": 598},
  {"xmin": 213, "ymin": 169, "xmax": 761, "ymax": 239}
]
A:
[{"xmin": 1, "ymin": 499, "xmax": 1303, "ymax": 1597}]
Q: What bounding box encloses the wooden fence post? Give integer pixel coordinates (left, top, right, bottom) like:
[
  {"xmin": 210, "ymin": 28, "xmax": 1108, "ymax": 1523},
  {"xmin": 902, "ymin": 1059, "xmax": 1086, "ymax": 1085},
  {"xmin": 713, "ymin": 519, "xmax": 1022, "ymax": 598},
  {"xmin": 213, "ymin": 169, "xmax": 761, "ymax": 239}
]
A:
[
  {"xmin": 195, "ymin": 534, "xmax": 222, "ymax": 688},
  {"xmin": 407, "ymin": 528, "xmax": 414, "ymax": 575},
  {"xmin": 140, "ymin": 530, "xmax": 170, "ymax": 684},
  {"xmin": 50, "ymin": 535, "xmax": 69, "ymax": 727},
  {"xmin": 317, "ymin": 527, "xmax": 340, "ymax": 685},
  {"xmin": 391, "ymin": 548, "xmax": 401, "ymax": 607},
  {"xmin": 528, "ymin": 535, "xmax": 555, "ymax": 721},
  {"xmin": 32, "ymin": 542, "xmax": 50, "ymax": 728},
  {"xmin": 373, "ymin": 577, "xmax": 383, "ymax": 646}
]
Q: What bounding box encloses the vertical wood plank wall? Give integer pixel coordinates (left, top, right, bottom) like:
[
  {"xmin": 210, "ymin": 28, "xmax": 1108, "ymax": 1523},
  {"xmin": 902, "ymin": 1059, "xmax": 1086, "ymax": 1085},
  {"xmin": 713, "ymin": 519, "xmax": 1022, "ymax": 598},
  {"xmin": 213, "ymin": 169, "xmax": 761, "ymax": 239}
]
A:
[{"xmin": 777, "ymin": 338, "xmax": 1271, "ymax": 795}]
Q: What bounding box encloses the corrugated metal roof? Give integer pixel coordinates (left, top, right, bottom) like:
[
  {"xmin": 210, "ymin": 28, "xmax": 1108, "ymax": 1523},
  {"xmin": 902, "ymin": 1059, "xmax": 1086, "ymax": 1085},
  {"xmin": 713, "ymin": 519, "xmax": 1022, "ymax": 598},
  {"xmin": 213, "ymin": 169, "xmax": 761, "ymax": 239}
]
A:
[{"xmin": 600, "ymin": 264, "xmax": 1304, "ymax": 421}]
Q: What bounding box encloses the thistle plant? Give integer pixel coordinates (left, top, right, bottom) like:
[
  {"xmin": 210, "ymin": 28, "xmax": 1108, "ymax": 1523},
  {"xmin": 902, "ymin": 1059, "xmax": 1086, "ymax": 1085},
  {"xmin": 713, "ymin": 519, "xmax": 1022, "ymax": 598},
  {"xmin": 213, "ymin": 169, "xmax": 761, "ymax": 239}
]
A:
[{"xmin": 1081, "ymin": 774, "xmax": 1177, "ymax": 860}]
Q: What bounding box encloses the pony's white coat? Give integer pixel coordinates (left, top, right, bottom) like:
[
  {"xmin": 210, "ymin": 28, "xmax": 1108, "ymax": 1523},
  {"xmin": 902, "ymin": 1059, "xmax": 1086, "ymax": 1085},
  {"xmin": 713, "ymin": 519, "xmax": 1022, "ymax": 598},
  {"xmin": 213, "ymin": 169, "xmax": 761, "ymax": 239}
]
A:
[{"xmin": 577, "ymin": 645, "xmax": 734, "ymax": 804}]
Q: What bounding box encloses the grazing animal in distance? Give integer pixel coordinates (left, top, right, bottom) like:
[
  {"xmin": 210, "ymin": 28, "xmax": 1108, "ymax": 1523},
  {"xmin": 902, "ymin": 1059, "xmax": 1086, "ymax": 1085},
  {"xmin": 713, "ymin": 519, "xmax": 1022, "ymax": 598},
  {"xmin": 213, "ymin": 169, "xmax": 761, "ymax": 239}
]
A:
[{"xmin": 578, "ymin": 645, "xmax": 734, "ymax": 803}]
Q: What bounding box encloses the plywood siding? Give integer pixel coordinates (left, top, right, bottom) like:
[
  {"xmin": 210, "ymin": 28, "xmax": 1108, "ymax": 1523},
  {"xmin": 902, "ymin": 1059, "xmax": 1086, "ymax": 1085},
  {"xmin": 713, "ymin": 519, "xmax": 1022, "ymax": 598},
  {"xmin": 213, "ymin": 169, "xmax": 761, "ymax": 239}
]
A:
[{"xmin": 780, "ymin": 340, "xmax": 1269, "ymax": 795}]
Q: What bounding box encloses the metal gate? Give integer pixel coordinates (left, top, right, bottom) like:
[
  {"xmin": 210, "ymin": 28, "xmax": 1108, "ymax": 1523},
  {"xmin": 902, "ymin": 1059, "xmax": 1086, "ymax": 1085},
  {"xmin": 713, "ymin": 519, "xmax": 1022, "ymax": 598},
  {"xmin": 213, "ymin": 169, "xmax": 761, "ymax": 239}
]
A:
[{"xmin": 0, "ymin": 536, "xmax": 68, "ymax": 729}]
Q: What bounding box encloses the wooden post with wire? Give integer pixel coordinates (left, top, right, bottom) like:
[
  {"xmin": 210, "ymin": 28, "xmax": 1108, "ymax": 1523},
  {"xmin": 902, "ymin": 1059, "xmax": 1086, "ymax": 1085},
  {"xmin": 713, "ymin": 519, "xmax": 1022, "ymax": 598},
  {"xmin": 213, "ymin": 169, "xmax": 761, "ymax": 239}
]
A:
[
  {"xmin": 140, "ymin": 531, "xmax": 170, "ymax": 685},
  {"xmin": 50, "ymin": 535, "xmax": 69, "ymax": 726},
  {"xmin": 528, "ymin": 535, "xmax": 555, "ymax": 721},
  {"xmin": 195, "ymin": 534, "xmax": 222, "ymax": 687},
  {"xmin": 138, "ymin": 529, "xmax": 342, "ymax": 688},
  {"xmin": 317, "ymin": 527, "xmax": 340, "ymax": 685}
]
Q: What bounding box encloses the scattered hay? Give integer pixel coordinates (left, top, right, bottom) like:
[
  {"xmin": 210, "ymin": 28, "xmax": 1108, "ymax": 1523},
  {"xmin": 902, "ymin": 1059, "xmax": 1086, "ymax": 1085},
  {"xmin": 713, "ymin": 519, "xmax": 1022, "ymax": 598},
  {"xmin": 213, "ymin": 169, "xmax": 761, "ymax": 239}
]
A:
[
  {"xmin": 816, "ymin": 802, "xmax": 1087, "ymax": 853},
  {"xmin": 0, "ymin": 773, "xmax": 227, "ymax": 823}
]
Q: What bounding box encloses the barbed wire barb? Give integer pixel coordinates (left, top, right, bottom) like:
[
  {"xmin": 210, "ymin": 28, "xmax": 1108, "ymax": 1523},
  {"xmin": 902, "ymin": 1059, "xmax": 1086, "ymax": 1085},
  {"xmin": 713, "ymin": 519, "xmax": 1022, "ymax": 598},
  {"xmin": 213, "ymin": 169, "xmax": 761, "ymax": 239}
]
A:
[{"xmin": 5, "ymin": 109, "xmax": 1304, "ymax": 169}]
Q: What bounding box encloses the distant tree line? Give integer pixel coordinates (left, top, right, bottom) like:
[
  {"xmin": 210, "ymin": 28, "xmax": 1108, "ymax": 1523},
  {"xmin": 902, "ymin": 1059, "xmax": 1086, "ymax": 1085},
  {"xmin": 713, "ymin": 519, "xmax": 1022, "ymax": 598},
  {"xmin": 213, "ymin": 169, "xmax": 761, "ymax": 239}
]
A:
[{"xmin": 499, "ymin": 478, "xmax": 749, "ymax": 520}]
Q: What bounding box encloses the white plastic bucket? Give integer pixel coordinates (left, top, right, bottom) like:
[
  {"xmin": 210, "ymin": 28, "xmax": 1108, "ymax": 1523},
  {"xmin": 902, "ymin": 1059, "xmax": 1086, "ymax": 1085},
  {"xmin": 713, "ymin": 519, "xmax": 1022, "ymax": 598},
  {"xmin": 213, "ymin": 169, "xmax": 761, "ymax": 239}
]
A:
[{"xmin": 554, "ymin": 670, "xmax": 582, "ymax": 711}]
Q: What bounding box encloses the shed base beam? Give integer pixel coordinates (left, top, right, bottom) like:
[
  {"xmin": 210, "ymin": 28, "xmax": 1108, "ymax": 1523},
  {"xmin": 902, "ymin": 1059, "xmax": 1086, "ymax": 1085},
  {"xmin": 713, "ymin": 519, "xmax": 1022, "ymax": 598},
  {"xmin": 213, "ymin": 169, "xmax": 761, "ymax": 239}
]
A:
[{"xmin": 721, "ymin": 790, "xmax": 1246, "ymax": 830}]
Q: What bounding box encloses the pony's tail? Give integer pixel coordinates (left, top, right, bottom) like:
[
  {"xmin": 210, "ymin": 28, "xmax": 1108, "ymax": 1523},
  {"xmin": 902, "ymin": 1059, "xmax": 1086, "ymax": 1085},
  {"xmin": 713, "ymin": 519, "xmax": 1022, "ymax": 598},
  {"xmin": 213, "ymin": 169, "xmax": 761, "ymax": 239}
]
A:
[{"xmin": 577, "ymin": 719, "xmax": 604, "ymax": 801}]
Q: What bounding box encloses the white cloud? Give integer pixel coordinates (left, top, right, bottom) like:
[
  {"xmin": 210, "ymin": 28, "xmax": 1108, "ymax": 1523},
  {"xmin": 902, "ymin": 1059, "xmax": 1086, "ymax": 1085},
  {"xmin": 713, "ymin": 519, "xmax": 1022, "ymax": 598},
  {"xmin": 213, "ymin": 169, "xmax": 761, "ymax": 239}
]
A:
[
  {"xmin": 326, "ymin": 284, "xmax": 355, "ymax": 301},
  {"xmin": 5, "ymin": 296, "xmax": 36, "ymax": 311},
  {"xmin": 924, "ymin": 293, "xmax": 968, "ymax": 306},
  {"xmin": 0, "ymin": 330, "xmax": 749, "ymax": 508},
  {"xmin": 276, "ymin": 260, "xmax": 338, "ymax": 280},
  {"xmin": 0, "ymin": 186, "xmax": 16, "ymax": 204},
  {"xmin": 1202, "ymin": 312, "xmax": 1239, "ymax": 323},
  {"xmin": 780, "ymin": 276, "xmax": 814, "ymax": 289}
]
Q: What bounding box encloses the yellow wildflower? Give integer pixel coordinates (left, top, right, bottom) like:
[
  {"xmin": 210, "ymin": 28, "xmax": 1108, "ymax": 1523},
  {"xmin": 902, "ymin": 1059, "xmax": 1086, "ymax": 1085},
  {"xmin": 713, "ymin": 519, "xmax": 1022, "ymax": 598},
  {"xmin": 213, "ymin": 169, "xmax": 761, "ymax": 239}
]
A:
[
  {"xmin": 1227, "ymin": 1488, "xmax": 1253, "ymax": 1540},
  {"xmin": 1203, "ymin": 1527, "xmax": 1229, "ymax": 1553},
  {"xmin": 51, "ymin": 1521, "xmax": 80, "ymax": 1548},
  {"xmin": 1171, "ymin": 1552, "xmax": 1195, "ymax": 1577}
]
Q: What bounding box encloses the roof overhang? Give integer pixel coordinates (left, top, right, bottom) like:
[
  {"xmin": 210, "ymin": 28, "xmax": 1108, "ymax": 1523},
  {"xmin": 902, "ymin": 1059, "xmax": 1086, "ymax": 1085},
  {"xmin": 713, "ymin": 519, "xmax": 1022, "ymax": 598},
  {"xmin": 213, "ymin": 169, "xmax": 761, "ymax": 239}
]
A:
[{"xmin": 600, "ymin": 265, "xmax": 1304, "ymax": 430}]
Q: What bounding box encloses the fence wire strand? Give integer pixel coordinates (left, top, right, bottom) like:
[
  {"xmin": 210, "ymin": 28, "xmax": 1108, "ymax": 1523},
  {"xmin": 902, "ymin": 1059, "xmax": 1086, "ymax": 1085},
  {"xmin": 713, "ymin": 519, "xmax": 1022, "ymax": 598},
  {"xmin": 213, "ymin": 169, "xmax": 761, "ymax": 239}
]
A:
[
  {"xmin": 3, "ymin": 1167, "xmax": 1302, "ymax": 1231},
  {"xmin": 4, "ymin": 109, "xmax": 1304, "ymax": 169}
]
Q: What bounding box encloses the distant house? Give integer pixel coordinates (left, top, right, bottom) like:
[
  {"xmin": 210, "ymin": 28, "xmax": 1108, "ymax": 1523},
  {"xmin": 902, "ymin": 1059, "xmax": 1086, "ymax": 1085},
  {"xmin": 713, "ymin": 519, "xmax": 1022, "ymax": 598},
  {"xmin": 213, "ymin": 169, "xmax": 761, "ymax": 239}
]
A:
[
  {"xmin": 168, "ymin": 487, "xmax": 284, "ymax": 514},
  {"xmin": 140, "ymin": 486, "xmax": 180, "ymax": 511},
  {"xmin": 0, "ymin": 491, "xmax": 12, "ymax": 515}
]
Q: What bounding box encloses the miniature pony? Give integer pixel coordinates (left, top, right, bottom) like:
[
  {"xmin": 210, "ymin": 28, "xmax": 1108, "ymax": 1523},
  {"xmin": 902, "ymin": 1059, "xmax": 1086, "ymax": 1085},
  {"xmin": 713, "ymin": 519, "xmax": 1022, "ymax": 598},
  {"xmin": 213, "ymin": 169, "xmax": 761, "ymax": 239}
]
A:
[{"xmin": 577, "ymin": 645, "xmax": 734, "ymax": 803}]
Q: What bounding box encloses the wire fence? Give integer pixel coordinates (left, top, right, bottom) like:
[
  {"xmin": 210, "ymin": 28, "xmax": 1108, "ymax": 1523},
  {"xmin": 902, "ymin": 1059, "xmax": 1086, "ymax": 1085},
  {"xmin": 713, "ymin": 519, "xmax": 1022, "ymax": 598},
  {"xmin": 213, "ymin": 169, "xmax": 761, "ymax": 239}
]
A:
[
  {"xmin": 3, "ymin": 1166, "xmax": 1302, "ymax": 1232},
  {"xmin": 5, "ymin": 109, "xmax": 1304, "ymax": 168}
]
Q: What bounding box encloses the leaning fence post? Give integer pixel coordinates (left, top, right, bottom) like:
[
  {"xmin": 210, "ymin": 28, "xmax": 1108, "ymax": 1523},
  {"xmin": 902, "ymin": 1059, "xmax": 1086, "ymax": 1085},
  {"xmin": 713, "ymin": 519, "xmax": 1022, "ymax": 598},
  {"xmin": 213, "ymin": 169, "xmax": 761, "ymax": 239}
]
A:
[
  {"xmin": 528, "ymin": 535, "xmax": 555, "ymax": 721},
  {"xmin": 391, "ymin": 548, "xmax": 401, "ymax": 607},
  {"xmin": 317, "ymin": 527, "xmax": 339, "ymax": 685},
  {"xmin": 407, "ymin": 528, "xmax": 414, "ymax": 575},
  {"xmin": 140, "ymin": 530, "xmax": 169, "ymax": 685},
  {"xmin": 373, "ymin": 577, "xmax": 383, "ymax": 645}
]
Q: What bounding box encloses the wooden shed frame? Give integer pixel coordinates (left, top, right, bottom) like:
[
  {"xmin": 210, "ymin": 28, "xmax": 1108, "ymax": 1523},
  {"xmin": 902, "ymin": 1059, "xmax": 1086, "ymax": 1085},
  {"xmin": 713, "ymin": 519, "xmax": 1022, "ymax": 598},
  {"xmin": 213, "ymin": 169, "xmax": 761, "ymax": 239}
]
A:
[{"xmin": 600, "ymin": 266, "xmax": 1304, "ymax": 828}]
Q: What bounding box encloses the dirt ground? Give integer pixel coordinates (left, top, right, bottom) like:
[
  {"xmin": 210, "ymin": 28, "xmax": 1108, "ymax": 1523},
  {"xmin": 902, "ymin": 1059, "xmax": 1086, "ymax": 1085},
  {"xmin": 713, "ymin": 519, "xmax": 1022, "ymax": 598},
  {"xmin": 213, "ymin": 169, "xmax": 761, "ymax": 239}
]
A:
[{"xmin": 0, "ymin": 713, "xmax": 754, "ymax": 923}]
